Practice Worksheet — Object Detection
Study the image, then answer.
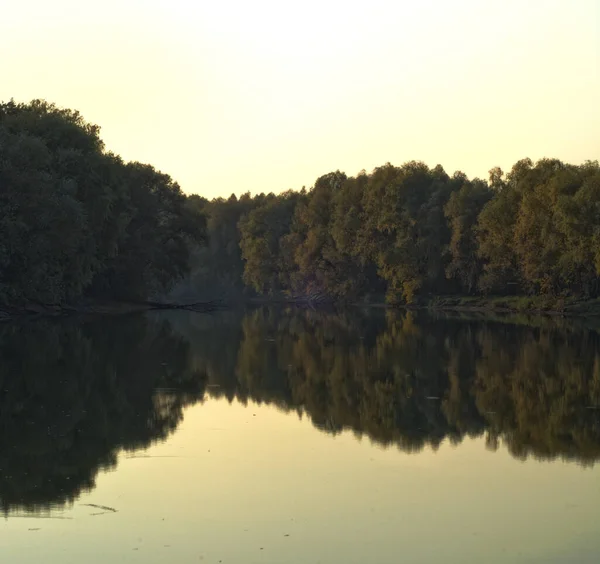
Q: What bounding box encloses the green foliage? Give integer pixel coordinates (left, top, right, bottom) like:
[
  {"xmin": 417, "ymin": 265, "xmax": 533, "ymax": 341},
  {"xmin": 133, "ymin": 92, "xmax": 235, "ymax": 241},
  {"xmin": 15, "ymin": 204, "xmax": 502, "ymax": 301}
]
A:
[
  {"xmin": 170, "ymin": 193, "xmax": 259, "ymax": 301},
  {"xmin": 239, "ymin": 191, "xmax": 303, "ymax": 295},
  {"xmin": 476, "ymin": 158, "xmax": 600, "ymax": 297},
  {"xmin": 89, "ymin": 162, "xmax": 205, "ymax": 300},
  {"xmin": 175, "ymin": 155, "xmax": 600, "ymax": 304},
  {"xmin": 444, "ymin": 175, "xmax": 492, "ymax": 294},
  {"xmin": 0, "ymin": 100, "xmax": 206, "ymax": 304},
  {"xmin": 286, "ymin": 172, "xmax": 346, "ymax": 296},
  {"xmin": 284, "ymin": 171, "xmax": 375, "ymax": 300},
  {"xmin": 3, "ymin": 98, "xmax": 600, "ymax": 305},
  {"xmin": 359, "ymin": 162, "xmax": 454, "ymax": 303}
]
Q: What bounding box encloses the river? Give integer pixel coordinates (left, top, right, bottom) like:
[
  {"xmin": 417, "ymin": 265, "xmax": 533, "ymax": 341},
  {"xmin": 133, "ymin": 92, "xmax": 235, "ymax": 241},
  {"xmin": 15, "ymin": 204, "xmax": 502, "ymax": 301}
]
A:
[{"xmin": 1, "ymin": 307, "xmax": 600, "ymax": 563}]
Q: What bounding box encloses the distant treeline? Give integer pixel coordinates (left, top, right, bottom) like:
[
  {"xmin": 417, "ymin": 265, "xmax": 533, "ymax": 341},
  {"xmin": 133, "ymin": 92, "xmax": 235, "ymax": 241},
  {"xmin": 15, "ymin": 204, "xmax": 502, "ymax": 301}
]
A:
[
  {"xmin": 182, "ymin": 158, "xmax": 600, "ymax": 304},
  {"xmin": 2, "ymin": 100, "xmax": 600, "ymax": 306}
]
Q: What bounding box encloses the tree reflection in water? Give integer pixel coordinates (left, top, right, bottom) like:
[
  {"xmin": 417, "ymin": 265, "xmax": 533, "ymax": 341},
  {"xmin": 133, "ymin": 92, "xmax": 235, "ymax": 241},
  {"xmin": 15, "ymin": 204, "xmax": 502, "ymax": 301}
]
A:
[{"xmin": 2, "ymin": 308, "xmax": 600, "ymax": 513}]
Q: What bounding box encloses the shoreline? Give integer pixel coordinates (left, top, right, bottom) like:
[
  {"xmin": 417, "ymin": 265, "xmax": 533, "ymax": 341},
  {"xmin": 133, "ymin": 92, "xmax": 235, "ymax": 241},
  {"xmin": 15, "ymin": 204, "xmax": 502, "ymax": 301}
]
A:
[
  {"xmin": 412, "ymin": 296, "xmax": 600, "ymax": 317},
  {"xmin": 0, "ymin": 300, "xmax": 222, "ymax": 322},
  {"xmin": 3, "ymin": 295, "xmax": 600, "ymax": 322}
]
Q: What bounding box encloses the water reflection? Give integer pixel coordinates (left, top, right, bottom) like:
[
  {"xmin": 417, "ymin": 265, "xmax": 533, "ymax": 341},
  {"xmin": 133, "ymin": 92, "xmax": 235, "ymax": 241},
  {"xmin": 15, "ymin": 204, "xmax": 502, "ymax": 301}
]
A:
[
  {"xmin": 0, "ymin": 316, "xmax": 206, "ymax": 514},
  {"xmin": 2, "ymin": 308, "xmax": 600, "ymax": 514},
  {"xmin": 185, "ymin": 308, "xmax": 600, "ymax": 462}
]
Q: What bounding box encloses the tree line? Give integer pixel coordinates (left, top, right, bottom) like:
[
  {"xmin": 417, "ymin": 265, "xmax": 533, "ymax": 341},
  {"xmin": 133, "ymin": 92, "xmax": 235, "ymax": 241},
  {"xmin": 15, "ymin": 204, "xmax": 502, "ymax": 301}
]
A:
[
  {"xmin": 2, "ymin": 100, "xmax": 600, "ymax": 306},
  {"xmin": 184, "ymin": 158, "xmax": 600, "ymax": 304},
  {"xmin": 0, "ymin": 100, "xmax": 205, "ymax": 306}
]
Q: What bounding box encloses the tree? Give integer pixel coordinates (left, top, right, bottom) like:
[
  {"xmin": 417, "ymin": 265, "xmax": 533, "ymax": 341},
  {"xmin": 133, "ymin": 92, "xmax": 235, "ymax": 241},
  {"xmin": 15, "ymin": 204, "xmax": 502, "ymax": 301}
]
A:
[
  {"xmin": 361, "ymin": 162, "xmax": 453, "ymax": 303},
  {"xmin": 444, "ymin": 175, "xmax": 492, "ymax": 294},
  {"xmin": 89, "ymin": 163, "xmax": 205, "ymax": 300},
  {"xmin": 476, "ymin": 165, "xmax": 523, "ymax": 294},
  {"xmin": 239, "ymin": 191, "xmax": 302, "ymax": 294},
  {"xmin": 0, "ymin": 100, "xmax": 206, "ymax": 305}
]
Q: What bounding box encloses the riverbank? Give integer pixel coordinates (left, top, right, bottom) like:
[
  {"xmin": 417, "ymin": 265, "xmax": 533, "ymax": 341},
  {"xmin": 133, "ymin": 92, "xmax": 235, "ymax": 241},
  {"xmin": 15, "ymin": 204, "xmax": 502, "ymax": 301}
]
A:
[
  {"xmin": 0, "ymin": 299, "xmax": 222, "ymax": 321},
  {"xmin": 248, "ymin": 294, "xmax": 600, "ymax": 317},
  {"xmin": 411, "ymin": 295, "xmax": 600, "ymax": 316},
  {"xmin": 0, "ymin": 301, "xmax": 149, "ymax": 322},
  {"xmin": 3, "ymin": 295, "xmax": 600, "ymax": 322}
]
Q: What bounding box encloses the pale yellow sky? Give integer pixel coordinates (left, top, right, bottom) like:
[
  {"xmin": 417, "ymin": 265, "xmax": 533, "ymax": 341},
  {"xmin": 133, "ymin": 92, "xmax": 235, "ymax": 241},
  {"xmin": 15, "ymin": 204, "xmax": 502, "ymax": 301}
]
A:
[{"xmin": 2, "ymin": 0, "xmax": 599, "ymax": 198}]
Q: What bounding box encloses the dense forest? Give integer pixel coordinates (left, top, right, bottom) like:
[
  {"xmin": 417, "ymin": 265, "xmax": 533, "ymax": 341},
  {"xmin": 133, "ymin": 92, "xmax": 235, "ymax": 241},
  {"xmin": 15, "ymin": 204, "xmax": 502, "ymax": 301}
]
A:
[
  {"xmin": 3, "ymin": 308, "xmax": 600, "ymax": 513},
  {"xmin": 2, "ymin": 99, "xmax": 600, "ymax": 307},
  {"xmin": 181, "ymin": 158, "xmax": 600, "ymax": 305},
  {"xmin": 0, "ymin": 100, "xmax": 205, "ymax": 306}
]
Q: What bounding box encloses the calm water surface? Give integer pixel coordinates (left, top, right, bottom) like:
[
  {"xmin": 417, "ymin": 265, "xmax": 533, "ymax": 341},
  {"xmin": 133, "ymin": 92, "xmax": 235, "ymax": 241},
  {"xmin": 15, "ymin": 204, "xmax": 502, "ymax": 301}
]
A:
[{"xmin": 1, "ymin": 308, "xmax": 600, "ymax": 563}]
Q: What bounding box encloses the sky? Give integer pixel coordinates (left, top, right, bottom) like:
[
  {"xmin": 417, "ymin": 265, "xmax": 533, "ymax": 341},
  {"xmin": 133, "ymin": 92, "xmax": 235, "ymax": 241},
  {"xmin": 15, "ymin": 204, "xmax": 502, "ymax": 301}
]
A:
[{"xmin": 1, "ymin": 0, "xmax": 599, "ymax": 199}]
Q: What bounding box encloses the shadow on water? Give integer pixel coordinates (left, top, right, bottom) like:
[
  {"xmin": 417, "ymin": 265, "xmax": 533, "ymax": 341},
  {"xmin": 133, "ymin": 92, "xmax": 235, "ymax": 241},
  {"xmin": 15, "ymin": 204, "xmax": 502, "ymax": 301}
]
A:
[{"xmin": 2, "ymin": 307, "xmax": 600, "ymax": 513}]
